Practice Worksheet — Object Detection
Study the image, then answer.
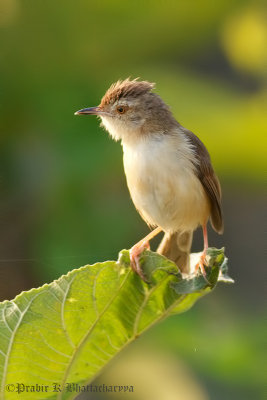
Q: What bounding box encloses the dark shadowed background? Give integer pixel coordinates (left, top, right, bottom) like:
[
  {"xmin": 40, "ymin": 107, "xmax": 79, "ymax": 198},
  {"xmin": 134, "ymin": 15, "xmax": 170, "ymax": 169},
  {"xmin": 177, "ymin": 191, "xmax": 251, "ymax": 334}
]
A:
[{"xmin": 0, "ymin": 0, "xmax": 266, "ymax": 399}]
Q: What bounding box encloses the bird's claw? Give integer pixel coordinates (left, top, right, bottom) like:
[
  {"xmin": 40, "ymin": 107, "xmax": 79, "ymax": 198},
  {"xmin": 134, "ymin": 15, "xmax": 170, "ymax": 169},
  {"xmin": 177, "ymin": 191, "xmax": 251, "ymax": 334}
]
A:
[
  {"xmin": 130, "ymin": 241, "xmax": 150, "ymax": 281},
  {"xmin": 195, "ymin": 252, "xmax": 211, "ymax": 284}
]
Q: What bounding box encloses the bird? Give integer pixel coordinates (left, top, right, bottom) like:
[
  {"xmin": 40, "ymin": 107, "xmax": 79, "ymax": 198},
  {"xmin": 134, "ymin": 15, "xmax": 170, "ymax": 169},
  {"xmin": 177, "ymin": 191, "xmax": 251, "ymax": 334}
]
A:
[{"xmin": 75, "ymin": 78, "xmax": 223, "ymax": 281}]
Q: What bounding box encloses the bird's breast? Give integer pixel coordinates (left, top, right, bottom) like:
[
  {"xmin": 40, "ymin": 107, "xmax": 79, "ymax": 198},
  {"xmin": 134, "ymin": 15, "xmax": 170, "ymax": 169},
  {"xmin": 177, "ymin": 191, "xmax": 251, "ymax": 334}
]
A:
[{"xmin": 122, "ymin": 135, "xmax": 210, "ymax": 232}]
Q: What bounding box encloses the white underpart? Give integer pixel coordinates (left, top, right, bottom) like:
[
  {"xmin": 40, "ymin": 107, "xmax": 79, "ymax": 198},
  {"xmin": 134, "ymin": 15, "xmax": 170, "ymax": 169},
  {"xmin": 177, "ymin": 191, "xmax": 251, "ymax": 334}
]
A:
[
  {"xmin": 101, "ymin": 114, "xmax": 144, "ymax": 143},
  {"xmin": 101, "ymin": 115, "xmax": 209, "ymax": 233},
  {"xmin": 122, "ymin": 132, "xmax": 209, "ymax": 233}
]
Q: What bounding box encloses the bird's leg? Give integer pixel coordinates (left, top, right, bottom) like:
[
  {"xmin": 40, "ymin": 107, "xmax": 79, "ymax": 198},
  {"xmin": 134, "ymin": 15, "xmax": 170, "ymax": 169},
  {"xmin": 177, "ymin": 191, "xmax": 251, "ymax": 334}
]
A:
[
  {"xmin": 130, "ymin": 226, "xmax": 162, "ymax": 281},
  {"xmin": 195, "ymin": 224, "xmax": 209, "ymax": 277}
]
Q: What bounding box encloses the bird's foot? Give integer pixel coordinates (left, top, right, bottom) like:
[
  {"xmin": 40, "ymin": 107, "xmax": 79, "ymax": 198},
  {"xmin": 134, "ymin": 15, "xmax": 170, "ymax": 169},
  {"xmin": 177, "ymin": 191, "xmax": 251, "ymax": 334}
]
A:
[
  {"xmin": 130, "ymin": 241, "xmax": 150, "ymax": 282},
  {"xmin": 194, "ymin": 251, "xmax": 210, "ymax": 284}
]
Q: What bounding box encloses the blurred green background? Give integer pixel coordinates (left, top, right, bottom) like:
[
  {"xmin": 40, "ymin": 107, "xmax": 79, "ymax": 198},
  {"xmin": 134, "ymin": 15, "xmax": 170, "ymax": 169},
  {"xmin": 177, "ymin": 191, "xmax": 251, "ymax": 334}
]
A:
[{"xmin": 0, "ymin": 0, "xmax": 266, "ymax": 399}]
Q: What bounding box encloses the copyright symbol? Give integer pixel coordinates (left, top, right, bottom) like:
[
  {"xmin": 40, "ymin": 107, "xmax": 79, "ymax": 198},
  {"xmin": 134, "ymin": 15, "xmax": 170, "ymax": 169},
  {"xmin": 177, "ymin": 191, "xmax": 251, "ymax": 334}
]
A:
[{"xmin": 6, "ymin": 384, "xmax": 15, "ymax": 392}]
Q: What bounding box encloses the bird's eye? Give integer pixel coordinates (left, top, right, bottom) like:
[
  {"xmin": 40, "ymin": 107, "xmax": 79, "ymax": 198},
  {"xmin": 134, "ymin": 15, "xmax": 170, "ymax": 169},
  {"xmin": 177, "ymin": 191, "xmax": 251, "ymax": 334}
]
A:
[{"xmin": 116, "ymin": 106, "xmax": 126, "ymax": 114}]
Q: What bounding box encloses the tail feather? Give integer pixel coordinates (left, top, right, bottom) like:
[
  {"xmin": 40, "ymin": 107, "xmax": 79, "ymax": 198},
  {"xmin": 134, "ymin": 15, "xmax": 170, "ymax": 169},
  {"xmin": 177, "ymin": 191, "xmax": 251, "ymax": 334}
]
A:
[{"xmin": 157, "ymin": 231, "xmax": 193, "ymax": 274}]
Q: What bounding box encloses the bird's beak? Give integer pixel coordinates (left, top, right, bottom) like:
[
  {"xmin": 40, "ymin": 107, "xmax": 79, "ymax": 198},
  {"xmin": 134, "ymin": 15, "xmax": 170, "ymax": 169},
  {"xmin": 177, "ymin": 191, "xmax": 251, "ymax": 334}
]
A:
[{"xmin": 74, "ymin": 106, "xmax": 102, "ymax": 116}]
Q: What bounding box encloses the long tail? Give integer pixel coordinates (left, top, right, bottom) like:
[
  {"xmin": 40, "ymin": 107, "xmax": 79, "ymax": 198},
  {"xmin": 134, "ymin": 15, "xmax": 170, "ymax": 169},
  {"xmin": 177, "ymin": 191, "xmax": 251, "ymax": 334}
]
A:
[{"xmin": 157, "ymin": 231, "xmax": 193, "ymax": 274}]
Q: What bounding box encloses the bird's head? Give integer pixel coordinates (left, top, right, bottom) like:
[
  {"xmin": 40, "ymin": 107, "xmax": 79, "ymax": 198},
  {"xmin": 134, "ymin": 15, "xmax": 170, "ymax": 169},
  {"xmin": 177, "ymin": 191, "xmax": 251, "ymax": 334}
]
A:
[{"xmin": 75, "ymin": 78, "xmax": 177, "ymax": 144}]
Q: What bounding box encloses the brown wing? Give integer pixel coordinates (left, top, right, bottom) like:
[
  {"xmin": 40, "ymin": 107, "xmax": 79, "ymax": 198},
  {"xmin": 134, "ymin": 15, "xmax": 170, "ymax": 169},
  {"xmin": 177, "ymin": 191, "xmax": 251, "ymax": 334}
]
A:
[{"xmin": 184, "ymin": 129, "xmax": 224, "ymax": 234}]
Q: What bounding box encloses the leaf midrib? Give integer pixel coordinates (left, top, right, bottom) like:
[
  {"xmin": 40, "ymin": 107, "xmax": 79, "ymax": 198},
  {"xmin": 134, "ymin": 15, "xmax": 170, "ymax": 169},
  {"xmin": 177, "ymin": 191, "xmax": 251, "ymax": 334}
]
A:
[
  {"xmin": 57, "ymin": 268, "xmax": 132, "ymax": 399},
  {"xmin": 67, "ymin": 286, "xmax": 188, "ymax": 400},
  {"xmin": 133, "ymin": 272, "xmax": 174, "ymax": 336}
]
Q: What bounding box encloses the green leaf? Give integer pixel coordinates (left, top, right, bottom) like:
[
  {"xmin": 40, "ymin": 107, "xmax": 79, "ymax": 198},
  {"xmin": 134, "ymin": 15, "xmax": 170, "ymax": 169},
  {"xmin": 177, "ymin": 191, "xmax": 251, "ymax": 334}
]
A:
[
  {"xmin": 170, "ymin": 247, "xmax": 232, "ymax": 294},
  {"xmin": 0, "ymin": 248, "xmax": 232, "ymax": 400}
]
